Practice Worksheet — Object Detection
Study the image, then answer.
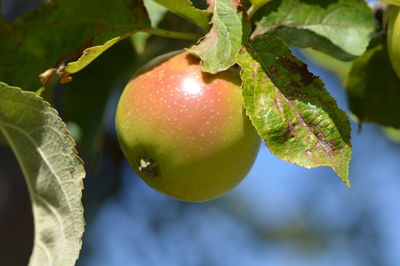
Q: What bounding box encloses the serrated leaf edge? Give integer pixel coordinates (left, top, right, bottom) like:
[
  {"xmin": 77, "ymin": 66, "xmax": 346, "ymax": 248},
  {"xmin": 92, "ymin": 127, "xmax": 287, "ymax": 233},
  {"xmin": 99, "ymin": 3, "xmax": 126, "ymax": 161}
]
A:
[{"xmin": 0, "ymin": 82, "xmax": 85, "ymax": 266}]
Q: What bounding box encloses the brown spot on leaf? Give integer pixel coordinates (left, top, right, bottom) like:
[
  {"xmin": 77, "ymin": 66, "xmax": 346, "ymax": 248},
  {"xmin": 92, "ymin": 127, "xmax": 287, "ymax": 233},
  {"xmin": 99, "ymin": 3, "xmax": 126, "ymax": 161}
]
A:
[
  {"xmin": 288, "ymin": 119, "xmax": 296, "ymax": 135},
  {"xmin": 317, "ymin": 132, "xmax": 325, "ymax": 141},
  {"xmin": 276, "ymin": 55, "xmax": 315, "ymax": 86},
  {"xmin": 274, "ymin": 97, "xmax": 284, "ymax": 114},
  {"xmin": 298, "ymin": 63, "xmax": 314, "ymax": 86}
]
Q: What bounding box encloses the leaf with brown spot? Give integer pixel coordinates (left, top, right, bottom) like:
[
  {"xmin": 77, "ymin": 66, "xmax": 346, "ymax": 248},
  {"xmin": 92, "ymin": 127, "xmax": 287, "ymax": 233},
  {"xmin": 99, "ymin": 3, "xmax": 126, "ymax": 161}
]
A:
[{"xmin": 237, "ymin": 35, "xmax": 352, "ymax": 186}]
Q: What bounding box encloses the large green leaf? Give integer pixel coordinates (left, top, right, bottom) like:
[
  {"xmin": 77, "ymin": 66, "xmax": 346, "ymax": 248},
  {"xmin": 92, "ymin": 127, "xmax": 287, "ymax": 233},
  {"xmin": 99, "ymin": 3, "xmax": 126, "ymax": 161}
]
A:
[
  {"xmin": 187, "ymin": 0, "xmax": 244, "ymax": 73},
  {"xmin": 0, "ymin": 0, "xmax": 149, "ymax": 90},
  {"xmin": 237, "ymin": 35, "xmax": 352, "ymax": 185},
  {"xmin": 345, "ymin": 37, "xmax": 400, "ymax": 128},
  {"xmin": 0, "ymin": 82, "xmax": 85, "ymax": 266},
  {"xmin": 252, "ymin": 0, "xmax": 376, "ymax": 61},
  {"xmin": 153, "ymin": 0, "xmax": 210, "ymax": 30}
]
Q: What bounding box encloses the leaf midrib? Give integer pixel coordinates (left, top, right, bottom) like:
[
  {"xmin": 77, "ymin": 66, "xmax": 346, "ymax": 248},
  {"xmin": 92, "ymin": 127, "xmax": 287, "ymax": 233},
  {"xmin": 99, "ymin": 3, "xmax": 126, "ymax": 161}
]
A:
[{"xmin": 0, "ymin": 121, "xmax": 67, "ymax": 265}]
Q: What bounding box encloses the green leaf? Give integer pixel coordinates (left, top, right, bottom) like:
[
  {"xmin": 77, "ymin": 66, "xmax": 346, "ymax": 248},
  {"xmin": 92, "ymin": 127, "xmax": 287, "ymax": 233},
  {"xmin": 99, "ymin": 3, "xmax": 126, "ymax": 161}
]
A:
[
  {"xmin": 248, "ymin": 0, "xmax": 272, "ymax": 18},
  {"xmin": 237, "ymin": 35, "xmax": 352, "ymax": 185},
  {"xmin": 145, "ymin": 0, "xmax": 169, "ymax": 26},
  {"xmin": 131, "ymin": 0, "xmax": 168, "ymax": 54},
  {"xmin": 380, "ymin": 0, "xmax": 400, "ymax": 6},
  {"xmin": 153, "ymin": 0, "xmax": 210, "ymax": 30},
  {"xmin": 0, "ymin": 0, "xmax": 150, "ymax": 90},
  {"xmin": 60, "ymin": 34, "xmax": 130, "ymax": 82},
  {"xmin": 300, "ymin": 48, "xmax": 352, "ymax": 80},
  {"xmin": 250, "ymin": 0, "xmax": 271, "ymax": 5},
  {"xmin": 252, "ymin": 0, "xmax": 376, "ymax": 61},
  {"xmin": 345, "ymin": 37, "xmax": 400, "ymax": 128},
  {"xmin": 187, "ymin": 0, "xmax": 244, "ymax": 73},
  {"xmin": 382, "ymin": 127, "xmax": 400, "ymax": 144},
  {"xmin": 0, "ymin": 82, "xmax": 85, "ymax": 266}
]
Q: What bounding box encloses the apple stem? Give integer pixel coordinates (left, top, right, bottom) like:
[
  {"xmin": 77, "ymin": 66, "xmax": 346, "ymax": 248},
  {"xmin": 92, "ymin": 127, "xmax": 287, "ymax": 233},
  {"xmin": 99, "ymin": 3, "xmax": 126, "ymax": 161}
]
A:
[{"xmin": 142, "ymin": 28, "xmax": 202, "ymax": 42}]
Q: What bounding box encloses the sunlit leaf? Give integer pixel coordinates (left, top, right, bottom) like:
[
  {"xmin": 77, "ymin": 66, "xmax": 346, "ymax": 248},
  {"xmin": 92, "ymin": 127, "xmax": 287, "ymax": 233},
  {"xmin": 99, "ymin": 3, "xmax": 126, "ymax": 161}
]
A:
[
  {"xmin": 249, "ymin": 0, "xmax": 271, "ymax": 5},
  {"xmin": 60, "ymin": 35, "xmax": 130, "ymax": 82},
  {"xmin": 237, "ymin": 35, "xmax": 352, "ymax": 185},
  {"xmin": 187, "ymin": 0, "xmax": 244, "ymax": 73},
  {"xmin": 153, "ymin": 0, "xmax": 210, "ymax": 30},
  {"xmin": 0, "ymin": 82, "xmax": 85, "ymax": 266},
  {"xmin": 252, "ymin": 0, "xmax": 375, "ymax": 61},
  {"xmin": 345, "ymin": 37, "xmax": 400, "ymax": 128}
]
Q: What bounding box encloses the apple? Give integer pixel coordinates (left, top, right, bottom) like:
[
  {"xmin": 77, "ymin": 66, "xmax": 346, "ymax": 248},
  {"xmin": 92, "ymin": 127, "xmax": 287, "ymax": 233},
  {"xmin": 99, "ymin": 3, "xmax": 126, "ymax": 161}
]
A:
[
  {"xmin": 387, "ymin": 5, "xmax": 400, "ymax": 79},
  {"xmin": 115, "ymin": 52, "xmax": 260, "ymax": 202}
]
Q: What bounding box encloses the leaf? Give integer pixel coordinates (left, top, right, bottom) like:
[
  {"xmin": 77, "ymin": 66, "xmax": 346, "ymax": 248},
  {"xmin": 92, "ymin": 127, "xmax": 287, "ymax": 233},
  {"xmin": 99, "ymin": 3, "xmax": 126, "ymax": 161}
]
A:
[
  {"xmin": 300, "ymin": 48, "xmax": 352, "ymax": 80},
  {"xmin": 131, "ymin": 0, "xmax": 168, "ymax": 54},
  {"xmin": 60, "ymin": 34, "xmax": 130, "ymax": 83},
  {"xmin": 0, "ymin": 0, "xmax": 150, "ymax": 90},
  {"xmin": 237, "ymin": 35, "xmax": 352, "ymax": 185},
  {"xmin": 252, "ymin": 0, "xmax": 376, "ymax": 61},
  {"xmin": 187, "ymin": 0, "xmax": 244, "ymax": 73},
  {"xmin": 153, "ymin": 0, "xmax": 211, "ymax": 30},
  {"xmin": 380, "ymin": 0, "xmax": 400, "ymax": 6},
  {"xmin": 0, "ymin": 82, "xmax": 85, "ymax": 266},
  {"xmin": 249, "ymin": 0, "xmax": 271, "ymax": 5},
  {"xmin": 345, "ymin": 36, "xmax": 400, "ymax": 128},
  {"xmin": 248, "ymin": 0, "xmax": 272, "ymax": 17},
  {"xmin": 382, "ymin": 127, "xmax": 400, "ymax": 144}
]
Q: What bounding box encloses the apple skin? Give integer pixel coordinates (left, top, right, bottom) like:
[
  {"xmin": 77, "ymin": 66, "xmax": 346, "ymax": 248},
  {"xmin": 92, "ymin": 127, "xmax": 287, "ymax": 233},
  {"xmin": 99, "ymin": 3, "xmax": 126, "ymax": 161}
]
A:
[
  {"xmin": 387, "ymin": 5, "xmax": 400, "ymax": 79},
  {"xmin": 115, "ymin": 52, "xmax": 260, "ymax": 202}
]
